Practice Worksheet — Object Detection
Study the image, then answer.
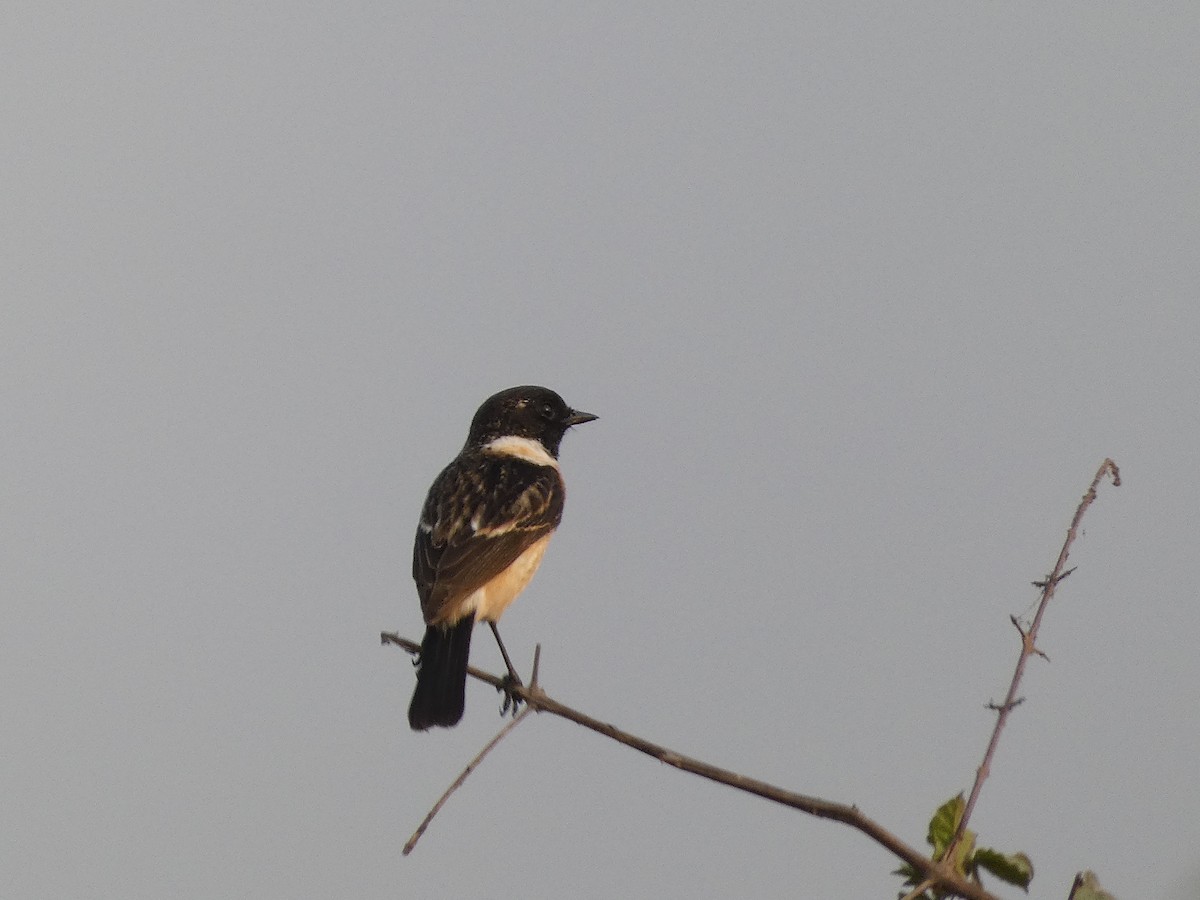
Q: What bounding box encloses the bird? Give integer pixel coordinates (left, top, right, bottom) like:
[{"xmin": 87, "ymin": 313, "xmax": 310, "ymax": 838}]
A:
[{"xmin": 407, "ymin": 385, "xmax": 597, "ymax": 731}]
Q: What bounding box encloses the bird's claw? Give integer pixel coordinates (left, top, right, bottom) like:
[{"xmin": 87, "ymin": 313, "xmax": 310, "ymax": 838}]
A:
[{"xmin": 497, "ymin": 673, "xmax": 524, "ymax": 717}]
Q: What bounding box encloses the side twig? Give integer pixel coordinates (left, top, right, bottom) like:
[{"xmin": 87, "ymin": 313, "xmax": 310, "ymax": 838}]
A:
[
  {"xmin": 950, "ymin": 458, "xmax": 1121, "ymax": 851},
  {"xmin": 403, "ymin": 642, "xmax": 545, "ymax": 855},
  {"xmin": 382, "ymin": 631, "xmax": 998, "ymax": 900},
  {"xmin": 403, "ymin": 706, "xmax": 533, "ymax": 855},
  {"xmin": 408, "ymin": 643, "xmax": 549, "ymax": 854}
]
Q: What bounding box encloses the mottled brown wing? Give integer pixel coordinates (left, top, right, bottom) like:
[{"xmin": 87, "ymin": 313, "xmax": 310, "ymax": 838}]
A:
[{"xmin": 413, "ymin": 452, "xmax": 565, "ymax": 625}]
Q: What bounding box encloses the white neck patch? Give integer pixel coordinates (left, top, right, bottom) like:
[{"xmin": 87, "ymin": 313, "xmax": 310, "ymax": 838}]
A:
[{"xmin": 483, "ymin": 435, "xmax": 559, "ymax": 468}]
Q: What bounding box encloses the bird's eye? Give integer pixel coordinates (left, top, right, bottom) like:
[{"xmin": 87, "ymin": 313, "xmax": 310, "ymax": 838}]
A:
[{"xmin": 539, "ymin": 402, "xmax": 556, "ymax": 419}]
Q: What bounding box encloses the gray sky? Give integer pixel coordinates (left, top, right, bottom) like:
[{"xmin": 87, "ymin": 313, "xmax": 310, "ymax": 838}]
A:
[{"xmin": 4, "ymin": 4, "xmax": 1198, "ymax": 899}]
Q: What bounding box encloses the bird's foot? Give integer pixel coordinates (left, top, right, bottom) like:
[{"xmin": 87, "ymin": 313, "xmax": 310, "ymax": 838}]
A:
[{"xmin": 497, "ymin": 673, "xmax": 524, "ymax": 717}]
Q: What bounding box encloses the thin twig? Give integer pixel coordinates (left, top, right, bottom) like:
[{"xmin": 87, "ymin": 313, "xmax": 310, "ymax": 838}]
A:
[
  {"xmin": 950, "ymin": 459, "xmax": 1120, "ymax": 851},
  {"xmin": 403, "ymin": 643, "xmax": 544, "ymax": 854},
  {"xmin": 402, "ymin": 705, "xmax": 534, "ymax": 855},
  {"xmin": 382, "ymin": 631, "xmax": 998, "ymax": 900}
]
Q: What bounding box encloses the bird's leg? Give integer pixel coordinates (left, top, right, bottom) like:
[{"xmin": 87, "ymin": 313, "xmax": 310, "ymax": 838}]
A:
[
  {"xmin": 488, "ymin": 621, "xmax": 522, "ymax": 683},
  {"xmin": 488, "ymin": 621, "xmax": 524, "ymax": 716}
]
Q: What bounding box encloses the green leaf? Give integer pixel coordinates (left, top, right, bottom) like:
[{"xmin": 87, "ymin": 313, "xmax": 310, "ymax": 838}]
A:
[
  {"xmin": 1070, "ymin": 870, "xmax": 1118, "ymax": 900},
  {"xmin": 948, "ymin": 828, "xmax": 976, "ymax": 874},
  {"xmin": 926, "ymin": 794, "xmax": 965, "ymax": 858},
  {"xmin": 974, "ymin": 847, "xmax": 1034, "ymax": 890}
]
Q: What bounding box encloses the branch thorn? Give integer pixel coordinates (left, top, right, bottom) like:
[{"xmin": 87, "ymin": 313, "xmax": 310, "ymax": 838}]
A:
[
  {"xmin": 1032, "ymin": 567, "xmax": 1076, "ymax": 589},
  {"xmin": 986, "ymin": 697, "xmax": 1025, "ymax": 713}
]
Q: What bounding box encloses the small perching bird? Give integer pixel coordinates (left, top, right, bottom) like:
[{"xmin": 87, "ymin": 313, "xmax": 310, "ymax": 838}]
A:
[{"xmin": 408, "ymin": 386, "xmax": 597, "ymax": 731}]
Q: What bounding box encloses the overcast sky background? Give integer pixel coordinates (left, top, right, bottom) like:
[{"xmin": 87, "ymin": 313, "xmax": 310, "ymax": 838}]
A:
[{"xmin": 4, "ymin": 4, "xmax": 1199, "ymax": 899}]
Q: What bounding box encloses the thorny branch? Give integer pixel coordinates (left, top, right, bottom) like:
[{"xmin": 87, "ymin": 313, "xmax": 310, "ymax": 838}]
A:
[
  {"xmin": 949, "ymin": 458, "xmax": 1121, "ymax": 853},
  {"xmin": 386, "ymin": 458, "xmax": 1121, "ymax": 900},
  {"xmin": 382, "ymin": 630, "xmax": 999, "ymax": 900}
]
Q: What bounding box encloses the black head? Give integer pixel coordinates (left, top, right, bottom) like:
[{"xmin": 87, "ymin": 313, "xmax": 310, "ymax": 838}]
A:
[{"xmin": 465, "ymin": 385, "xmax": 598, "ymax": 458}]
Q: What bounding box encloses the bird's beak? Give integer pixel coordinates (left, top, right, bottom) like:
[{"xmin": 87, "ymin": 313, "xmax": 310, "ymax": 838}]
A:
[{"xmin": 566, "ymin": 409, "xmax": 599, "ymax": 427}]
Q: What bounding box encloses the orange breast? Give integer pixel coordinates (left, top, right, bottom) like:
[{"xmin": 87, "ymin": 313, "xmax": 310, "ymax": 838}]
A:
[{"xmin": 469, "ymin": 533, "xmax": 553, "ymax": 623}]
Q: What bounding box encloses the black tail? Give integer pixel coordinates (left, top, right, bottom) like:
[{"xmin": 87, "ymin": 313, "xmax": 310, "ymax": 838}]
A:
[{"xmin": 408, "ymin": 619, "xmax": 474, "ymax": 730}]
